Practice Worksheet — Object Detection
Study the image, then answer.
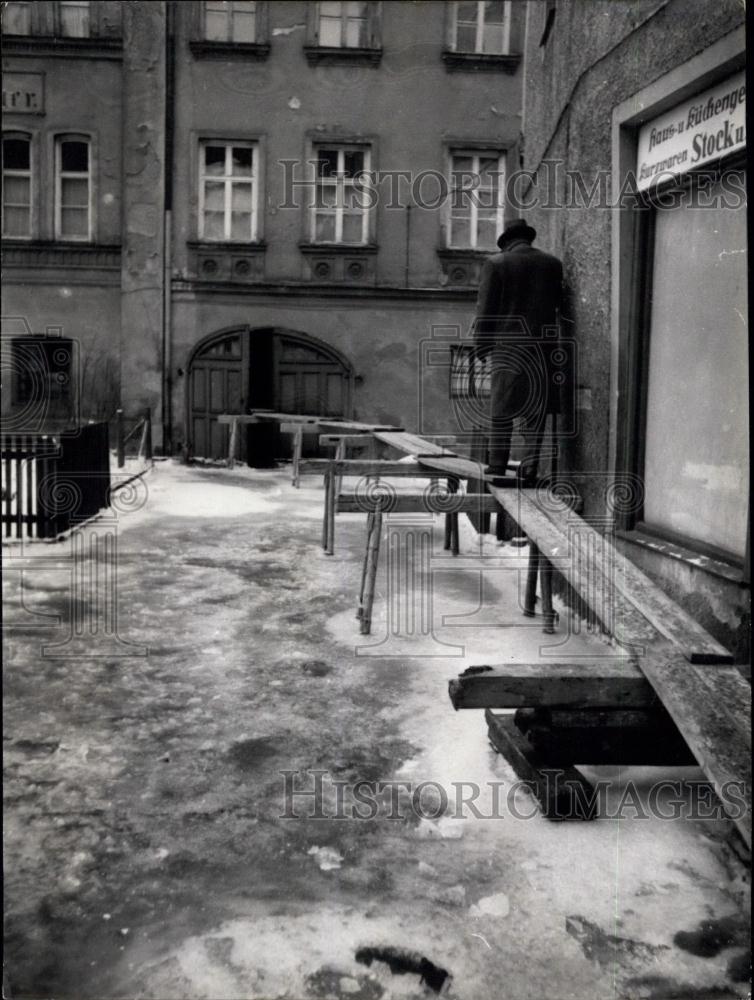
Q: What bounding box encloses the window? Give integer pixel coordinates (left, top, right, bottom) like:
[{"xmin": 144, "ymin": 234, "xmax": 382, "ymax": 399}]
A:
[
  {"xmin": 11, "ymin": 336, "xmax": 73, "ymax": 410},
  {"xmin": 59, "ymin": 0, "xmax": 90, "ymax": 37},
  {"xmin": 2, "ymin": 135, "xmax": 32, "ymax": 239},
  {"xmin": 55, "ymin": 137, "xmax": 91, "ymax": 241},
  {"xmin": 312, "ymin": 147, "xmax": 371, "ymax": 244},
  {"xmin": 448, "ymin": 151, "xmax": 504, "ymax": 250},
  {"xmin": 318, "ymin": 1, "xmax": 370, "ymax": 47},
  {"xmin": 204, "ymin": 1, "xmax": 256, "ymax": 42},
  {"xmin": 2, "ymin": 2, "xmax": 32, "ymax": 34},
  {"xmin": 199, "ymin": 142, "xmax": 258, "ymax": 242},
  {"xmin": 450, "ymin": 344, "xmax": 491, "ymax": 399},
  {"xmin": 452, "ymin": 1, "xmax": 511, "ymax": 54}
]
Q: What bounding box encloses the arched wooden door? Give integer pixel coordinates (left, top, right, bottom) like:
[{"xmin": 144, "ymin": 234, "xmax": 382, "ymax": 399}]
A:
[{"xmin": 188, "ymin": 328, "xmax": 352, "ymax": 461}]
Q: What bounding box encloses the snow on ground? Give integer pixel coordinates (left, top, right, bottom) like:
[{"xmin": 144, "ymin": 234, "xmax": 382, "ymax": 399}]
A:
[{"xmin": 2, "ymin": 460, "xmax": 750, "ymax": 999}]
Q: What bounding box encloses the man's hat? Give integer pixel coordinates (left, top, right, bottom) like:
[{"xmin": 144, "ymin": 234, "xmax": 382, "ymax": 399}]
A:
[{"xmin": 497, "ymin": 218, "xmax": 537, "ymax": 249}]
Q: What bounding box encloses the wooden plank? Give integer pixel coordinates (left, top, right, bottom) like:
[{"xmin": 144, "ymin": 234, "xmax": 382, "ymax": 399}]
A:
[
  {"xmin": 218, "ymin": 412, "xmax": 403, "ymax": 432},
  {"xmin": 336, "ymin": 493, "xmax": 500, "ymax": 514},
  {"xmin": 319, "ymin": 434, "xmax": 373, "ymax": 446},
  {"xmin": 298, "ymin": 460, "xmax": 431, "ymax": 477},
  {"xmin": 449, "ymin": 661, "xmax": 655, "ymax": 710},
  {"xmin": 485, "ymin": 710, "xmax": 597, "ymax": 821},
  {"xmin": 534, "ymin": 492, "xmax": 733, "ymax": 665},
  {"xmin": 523, "ymin": 724, "xmax": 696, "ymax": 766}
]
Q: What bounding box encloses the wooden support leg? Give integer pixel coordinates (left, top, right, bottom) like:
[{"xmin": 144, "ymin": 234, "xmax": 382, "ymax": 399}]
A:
[
  {"xmin": 325, "ymin": 466, "xmax": 336, "ymax": 555},
  {"xmin": 357, "ymin": 511, "xmax": 375, "ymax": 620},
  {"xmin": 449, "ymin": 477, "xmax": 460, "ymax": 556},
  {"xmin": 228, "ymin": 418, "xmax": 238, "ymax": 469},
  {"xmin": 321, "ymin": 466, "xmax": 331, "ymax": 550},
  {"xmin": 360, "ymin": 510, "xmax": 383, "ymax": 635},
  {"xmin": 292, "ymin": 426, "xmax": 303, "ymax": 488},
  {"xmin": 523, "ymin": 542, "xmax": 539, "ymax": 617},
  {"xmin": 540, "ymin": 555, "xmax": 557, "ymax": 634},
  {"xmin": 444, "ymin": 513, "xmax": 452, "ymax": 551},
  {"xmin": 335, "ymin": 439, "xmax": 346, "ymax": 498}
]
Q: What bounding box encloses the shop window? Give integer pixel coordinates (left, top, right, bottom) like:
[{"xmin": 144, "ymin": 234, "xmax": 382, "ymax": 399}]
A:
[
  {"xmin": 450, "ymin": 345, "xmax": 491, "ymax": 399},
  {"xmin": 451, "ymin": 1, "xmax": 511, "ymax": 55},
  {"xmin": 2, "ymin": 2, "xmax": 33, "ymax": 34},
  {"xmin": 312, "ymin": 146, "xmax": 372, "ymax": 245},
  {"xmin": 448, "ymin": 150, "xmax": 504, "ymax": 250},
  {"xmin": 640, "ymin": 170, "xmax": 748, "ymax": 559},
  {"xmin": 2, "ymin": 134, "xmax": 32, "ymax": 239},
  {"xmin": 203, "ymin": 0, "xmax": 257, "ymax": 42},
  {"xmin": 199, "ymin": 141, "xmax": 258, "ymax": 242},
  {"xmin": 55, "ymin": 136, "xmax": 91, "ymax": 241}
]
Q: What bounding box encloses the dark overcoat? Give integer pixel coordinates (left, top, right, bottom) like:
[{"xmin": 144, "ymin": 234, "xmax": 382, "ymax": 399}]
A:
[{"xmin": 473, "ymin": 243, "xmax": 564, "ymax": 424}]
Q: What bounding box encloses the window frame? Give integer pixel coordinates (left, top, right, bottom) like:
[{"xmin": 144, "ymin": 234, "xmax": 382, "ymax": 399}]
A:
[
  {"xmin": 2, "ymin": 131, "xmax": 34, "ymax": 240},
  {"xmin": 56, "ymin": 0, "xmax": 91, "ymax": 38},
  {"xmin": 309, "ymin": 144, "xmax": 373, "ymax": 247},
  {"xmin": 197, "ymin": 139, "xmax": 260, "ymax": 244},
  {"xmin": 451, "ymin": 1, "xmax": 511, "ymax": 55},
  {"xmin": 54, "ymin": 133, "xmax": 92, "ymax": 243},
  {"xmin": 446, "ymin": 148, "xmax": 505, "ymax": 251},
  {"xmin": 2, "ymin": 1, "xmax": 35, "ymax": 35}
]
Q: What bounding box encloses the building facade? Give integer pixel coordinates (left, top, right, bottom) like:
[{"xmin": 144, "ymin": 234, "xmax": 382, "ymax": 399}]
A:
[
  {"xmin": 521, "ymin": 0, "xmax": 748, "ymax": 657},
  {"xmin": 2, "ymin": 0, "xmax": 524, "ymax": 458}
]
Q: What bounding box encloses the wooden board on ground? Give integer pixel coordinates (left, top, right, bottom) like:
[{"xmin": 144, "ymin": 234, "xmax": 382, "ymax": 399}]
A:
[{"xmin": 449, "ymin": 661, "xmax": 656, "ymax": 709}]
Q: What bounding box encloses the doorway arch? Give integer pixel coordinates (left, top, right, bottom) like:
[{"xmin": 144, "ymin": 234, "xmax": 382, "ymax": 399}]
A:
[{"xmin": 187, "ymin": 326, "xmax": 354, "ymax": 460}]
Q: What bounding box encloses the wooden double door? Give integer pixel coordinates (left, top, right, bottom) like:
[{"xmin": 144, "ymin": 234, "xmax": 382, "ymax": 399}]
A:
[{"xmin": 189, "ymin": 327, "xmax": 351, "ymax": 463}]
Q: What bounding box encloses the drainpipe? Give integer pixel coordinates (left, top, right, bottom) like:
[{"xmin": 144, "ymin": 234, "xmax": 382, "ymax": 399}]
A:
[
  {"xmin": 404, "ymin": 203, "xmax": 412, "ymax": 287},
  {"xmin": 161, "ymin": 0, "xmax": 175, "ymax": 453}
]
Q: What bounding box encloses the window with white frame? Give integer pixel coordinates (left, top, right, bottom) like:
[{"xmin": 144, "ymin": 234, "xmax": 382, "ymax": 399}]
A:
[
  {"xmin": 318, "ymin": 1, "xmax": 370, "ymax": 47},
  {"xmin": 204, "ymin": 1, "xmax": 257, "ymax": 42},
  {"xmin": 2, "ymin": 2, "xmax": 33, "ymax": 34},
  {"xmin": 2, "ymin": 134, "xmax": 32, "ymax": 238},
  {"xmin": 450, "ymin": 344, "xmax": 491, "ymax": 399},
  {"xmin": 448, "ymin": 150, "xmax": 504, "ymax": 250},
  {"xmin": 199, "ymin": 142, "xmax": 258, "ymax": 241},
  {"xmin": 312, "ymin": 147, "xmax": 371, "ymax": 244},
  {"xmin": 451, "ymin": 1, "xmax": 511, "ymax": 54},
  {"xmin": 59, "ymin": 0, "xmax": 90, "ymax": 37},
  {"xmin": 55, "ymin": 136, "xmax": 91, "ymax": 241}
]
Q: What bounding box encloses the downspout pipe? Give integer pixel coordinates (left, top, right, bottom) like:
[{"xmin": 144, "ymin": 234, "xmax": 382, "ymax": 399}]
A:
[{"xmin": 161, "ymin": 0, "xmax": 175, "ymax": 453}]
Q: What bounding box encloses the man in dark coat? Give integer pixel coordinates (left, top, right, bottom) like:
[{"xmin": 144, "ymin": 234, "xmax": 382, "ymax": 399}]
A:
[{"xmin": 472, "ymin": 218, "xmax": 563, "ymax": 483}]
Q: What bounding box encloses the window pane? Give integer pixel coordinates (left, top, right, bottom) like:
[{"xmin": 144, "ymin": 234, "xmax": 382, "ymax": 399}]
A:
[
  {"xmin": 60, "ymin": 207, "xmax": 88, "ymax": 237},
  {"xmin": 316, "ymin": 184, "xmax": 337, "ymax": 208},
  {"xmin": 477, "ymin": 218, "xmax": 497, "ymax": 249},
  {"xmin": 232, "ymin": 8, "xmax": 255, "ymax": 42},
  {"xmin": 319, "ymin": 16, "xmax": 342, "ymax": 46},
  {"xmin": 203, "ymin": 211, "xmax": 225, "ymax": 240},
  {"xmin": 3, "ymin": 139, "xmax": 30, "ymax": 171},
  {"xmin": 455, "ymin": 23, "xmax": 477, "ymax": 50},
  {"xmin": 203, "ymin": 181, "xmax": 224, "ymax": 211},
  {"xmin": 60, "ymin": 1, "xmax": 90, "ymax": 37},
  {"xmin": 231, "ymin": 184, "xmax": 252, "ymax": 212},
  {"xmin": 452, "ymin": 155, "xmax": 474, "ymax": 176},
  {"xmin": 314, "ymin": 213, "xmax": 336, "ymax": 242},
  {"xmin": 317, "ymin": 150, "xmax": 339, "ymax": 177},
  {"xmin": 341, "ymin": 213, "xmax": 363, "ymax": 243},
  {"xmin": 230, "ymin": 211, "xmax": 252, "ymax": 240},
  {"xmin": 343, "ymin": 150, "xmax": 364, "ymax": 177},
  {"xmin": 4, "ymin": 3, "xmax": 31, "ymax": 34},
  {"xmin": 231, "ymin": 147, "xmax": 253, "ymax": 176},
  {"xmin": 61, "ymin": 141, "xmax": 88, "ymax": 172},
  {"xmin": 450, "ymin": 216, "xmax": 472, "ymax": 247},
  {"xmin": 2, "ymin": 206, "xmax": 30, "ymax": 237},
  {"xmin": 484, "ymin": 1, "xmax": 507, "ymax": 24},
  {"xmin": 320, "ymin": 1, "xmax": 343, "ymax": 15},
  {"xmin": 483, "ymin": 22, "xmax": 505, "ymax": 53},
  {"xmin": 204, "ymin": 146, "xmax": 226, "ymax": 174},
  {"xmin": 3, "ymin": 176, "xmax": 31, "ymax": 205},
  {"xmin": 456, "ymin": 2, "xmax": 478, "ymax": 22},
  {"xmin": 345, "ymin": 17, "xmax": 367, "ymax": 47},
  {"xmin": 346, "ymin": 1, "xmax": 368, "ymax": 14},
  {"xmin": 61, "ymin": 176, "xmax": 88, "ymax": 208},
  {"xmin": 205, "ymin": 9, "xmax": 228, "ymax": 40},
  {"xmin": 479, "ymin": 157, "xmax": 501, "ymax": 185}
]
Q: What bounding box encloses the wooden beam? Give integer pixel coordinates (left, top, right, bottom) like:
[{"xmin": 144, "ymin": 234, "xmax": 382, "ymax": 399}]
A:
[
  {"xmin": 298, "ymin": 460, "xmax": 432, "ymax": 477},
  {"xmin": 449, "ymin": 661, "xmax": 655, "ymax": 710},
  {"xmin": 336, "ymin": 493, "xmax": 500, "ymax": 514},
  {"xmin": 319, "ymin": 434, "xmax": 373, "ymax": 446}
]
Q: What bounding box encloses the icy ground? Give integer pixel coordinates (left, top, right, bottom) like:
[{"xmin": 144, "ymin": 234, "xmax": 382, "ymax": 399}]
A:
[{"xmin": 2, "ymin": 461, "xmax": 750, "ymax": 999}]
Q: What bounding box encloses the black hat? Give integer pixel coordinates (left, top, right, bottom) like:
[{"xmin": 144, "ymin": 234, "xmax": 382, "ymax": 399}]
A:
[{"xmin": 497, "ymin": 218, "xmax": 537, "ymax": 249}]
